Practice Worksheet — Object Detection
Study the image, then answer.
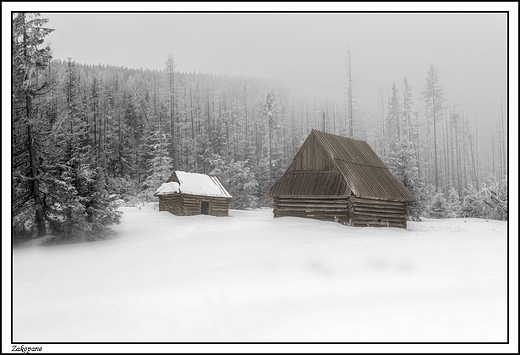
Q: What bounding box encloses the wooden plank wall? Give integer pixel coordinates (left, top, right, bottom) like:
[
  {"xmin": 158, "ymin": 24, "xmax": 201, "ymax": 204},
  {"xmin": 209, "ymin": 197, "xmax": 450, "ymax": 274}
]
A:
[
  {"xmin": 159, "ymin": 194, "xmax": 230, "ymax": 217},
  {"xmin": 273, "ymin": 196, "xmax": 351, "ymax": 223},
  {"xmin": 273, "ymin": 196, "xmax": 408, "ymax": 228},
  {"xmin": 182, "ymin": 195, "xmax": 230, "ymax": 217},
  {"xmin": 158, "ymin": 194, "xmax": 183, "ymax": 215},
  {"xmin": 207, "ymin": 197, "xmax": 230, "ymax": 217},
  {"xmin": 350, "ymin": 197, "xmax": 407, "ymax": 228}
]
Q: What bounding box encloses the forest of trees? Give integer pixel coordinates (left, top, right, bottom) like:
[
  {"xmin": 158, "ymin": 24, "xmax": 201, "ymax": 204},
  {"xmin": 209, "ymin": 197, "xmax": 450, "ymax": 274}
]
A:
[{"xmin": 11, "ymin": 13, "xmax": 508, "ymax": 245}]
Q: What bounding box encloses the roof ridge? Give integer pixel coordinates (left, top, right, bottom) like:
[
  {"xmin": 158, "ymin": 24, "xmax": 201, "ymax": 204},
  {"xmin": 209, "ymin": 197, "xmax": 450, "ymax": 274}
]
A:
[{"xmin": 311, "ymin": 129, "xmax": 366, "ymax": 143}]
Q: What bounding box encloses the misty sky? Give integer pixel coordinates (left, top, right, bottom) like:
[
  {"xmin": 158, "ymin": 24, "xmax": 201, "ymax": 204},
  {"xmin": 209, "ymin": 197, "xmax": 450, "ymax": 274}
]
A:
[{"xmin": 40, "ymin": 11, "xmax": 508, "ymax": 125}]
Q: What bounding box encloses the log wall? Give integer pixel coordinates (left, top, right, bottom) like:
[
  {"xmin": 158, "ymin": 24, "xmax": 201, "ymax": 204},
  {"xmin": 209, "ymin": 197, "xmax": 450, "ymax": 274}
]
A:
[
  {"xmin": 350, "ymin": 196, "xmax": 407, "ymax": 228},
  {"xmin": 158, "ymin": 193, "xmax": 230, "ymax": 217},
  {"xmin": 272, "ymin": 195, "xmax": 408, "ymax": 228},
  {"xmin": 158, "ymin": 194, "xmax": 183, "ymax": 215},
  {"xmin": 182, "ymin": 194, "xmax": 230, "ymax": 217},
  {"xmin": 273, "ymin": 196, "xmax": 351, "ymax": 224}
]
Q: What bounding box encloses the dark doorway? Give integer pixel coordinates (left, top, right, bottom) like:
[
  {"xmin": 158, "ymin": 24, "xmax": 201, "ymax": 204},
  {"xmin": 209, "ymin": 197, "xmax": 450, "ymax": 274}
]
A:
[{"xmin": 201, "ymin": 200, "xmax": 210, "ymax": 215}]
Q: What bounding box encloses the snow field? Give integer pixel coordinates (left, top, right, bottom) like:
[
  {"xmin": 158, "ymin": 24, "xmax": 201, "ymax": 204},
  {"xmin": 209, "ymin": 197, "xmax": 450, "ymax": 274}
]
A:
[{"xmin": 13, "ymin": 204, "xmax": 507, "ymax": 342}]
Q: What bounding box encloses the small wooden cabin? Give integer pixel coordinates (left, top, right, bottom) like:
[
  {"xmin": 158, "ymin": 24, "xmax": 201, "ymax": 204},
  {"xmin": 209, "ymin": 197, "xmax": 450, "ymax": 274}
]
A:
[
  {"xmin": 266, "ymin": 130, "xmax": 416, "ymax": 228},
  {"xmin": 154, "ymin": 171, "xmax": 233, "ymax": 217}
]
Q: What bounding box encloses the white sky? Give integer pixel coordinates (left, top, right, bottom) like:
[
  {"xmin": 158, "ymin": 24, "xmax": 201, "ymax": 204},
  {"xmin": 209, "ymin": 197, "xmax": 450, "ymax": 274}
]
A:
[
  {"xmin": 36, "ymin": 10, "xmax": 509, "ymax": 120},
  {"xmin": 2, "ymin": 3, "xmax": 518, "ymax": 144}
]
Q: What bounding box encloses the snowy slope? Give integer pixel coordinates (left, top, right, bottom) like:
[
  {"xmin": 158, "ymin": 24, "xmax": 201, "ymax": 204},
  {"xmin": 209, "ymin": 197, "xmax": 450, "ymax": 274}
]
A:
[{"xmin": 13, "ymin": 204, "xmax": 507, "ymax": 342}]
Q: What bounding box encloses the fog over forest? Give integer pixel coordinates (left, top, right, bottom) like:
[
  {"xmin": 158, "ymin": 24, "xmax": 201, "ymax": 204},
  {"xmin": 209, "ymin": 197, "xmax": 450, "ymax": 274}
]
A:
[
  {"xmin": 9, "ymin": 10, "xmax": 512, "ymax": 244},
  {"xmin": 44, "ymin": 13, "xmax": 506, "ymax": 122},
  {"xmin": 43, "ymin": 12, "xmax": 507, "ymax": 169}
]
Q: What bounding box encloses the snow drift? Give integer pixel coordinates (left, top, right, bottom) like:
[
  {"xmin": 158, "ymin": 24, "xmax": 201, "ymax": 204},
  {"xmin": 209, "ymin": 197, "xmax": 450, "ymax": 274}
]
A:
[{"xmin": 13, "ymin": 204, "xmax": 507, "ymax": 342}]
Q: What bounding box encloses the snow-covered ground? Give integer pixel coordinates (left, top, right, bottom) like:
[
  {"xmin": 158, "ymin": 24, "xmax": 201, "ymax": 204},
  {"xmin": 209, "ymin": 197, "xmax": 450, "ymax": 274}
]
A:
[{"xmin": 13, "ymin": 204, "xmax": 507, "ymax": 343}]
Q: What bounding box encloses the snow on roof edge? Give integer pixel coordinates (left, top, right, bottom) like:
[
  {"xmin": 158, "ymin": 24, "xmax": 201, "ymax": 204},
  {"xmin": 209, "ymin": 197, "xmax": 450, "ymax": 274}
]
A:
[
  {"xmin": 163, "ymin": 171, "xmax": 233, "ymax": 198},
  {"xmin": 154, "ymin": 182, "xmax": 180, "ymax": 195}
]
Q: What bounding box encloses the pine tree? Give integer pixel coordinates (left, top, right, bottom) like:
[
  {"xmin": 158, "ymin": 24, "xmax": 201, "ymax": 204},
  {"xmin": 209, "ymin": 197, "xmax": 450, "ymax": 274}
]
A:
[
  {"xmin": 140, "ymin": 124, "xmax": 173, "ymax": 201},
  {"xmin": 43, "ymin": 59, "xmax": 92, "ymax": 241},
  {"xmin": 446, "ymin": 187, "xmax": 461, "ymax": 218},
  {"xmin": 226, "ymin": 160, "xmax": 259, "ymax": 209},
  {"xmin": 36, "ymin": 59, "xmax": 122, "ymax": 243},
  {"xmin": 385, "ymin": 139, "xmax": 423, "ymax": 221},
  {"xmin": 428, "ymin": 188, "xmax": 448, "ymax": 219},
  {"xmin": 12, "ymin": 12, "xmax": 54, "ymax": 241},
  {"xmin": 261, "ymin": 88, "xmax": 275, "ymax": 186},
  {"xmin": 461, "ymin": 184, "xmax": 485, "ymax": 218}
]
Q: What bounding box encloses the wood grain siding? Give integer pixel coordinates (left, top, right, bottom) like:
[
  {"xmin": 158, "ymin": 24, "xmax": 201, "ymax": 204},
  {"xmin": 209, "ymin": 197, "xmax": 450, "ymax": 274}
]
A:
[
  {"xmin": 290, "ymin": 134, "xmax": 334, "ymax": 172},
  {"xmin": 181, "ymin": 194, "xmax": 230, "ymax": 217},
  {"xmin": 273, "ymin": 196, "xmax": 407, "ymax": 228},
  {"xmin": 350, "ymin": 197, "xmax": 407, "ymax": 228},
  {"xmin": 158, "ymin": 194, "xmax": 183, "ymax": 215},
  {"xmin": 273, "ymin": 196, "xmax": 351, "ymax": 223},
  {"xmin": 266, "ymin": 130, "xmax": 414, "ymax": 228},
  {"xmin": 207, "ymin": 198, "xmax": 230, "ymax": 217},
  {"xmin": 158, "ymin": 194, "xmax": 230, "ymax": 217},
  {"xmin": 268, "ymin": 171, "xmax": 349, "ymax": 197}
]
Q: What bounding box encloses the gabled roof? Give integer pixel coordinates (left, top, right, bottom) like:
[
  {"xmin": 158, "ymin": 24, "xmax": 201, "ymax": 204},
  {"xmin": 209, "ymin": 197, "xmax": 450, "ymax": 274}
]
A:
[
  {"xmin": 266, "ymin": 130, "xmax": 416, "ymax": 202},
  {"xmin": 155, "ymin": 171, "xmax": 233, "ymax": 198}
]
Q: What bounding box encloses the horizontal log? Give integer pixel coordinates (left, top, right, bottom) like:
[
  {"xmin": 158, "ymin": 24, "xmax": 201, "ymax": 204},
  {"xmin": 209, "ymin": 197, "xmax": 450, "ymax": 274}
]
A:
[
  {"xmin": 183, "ymin": 196, "xmax": 230, "ymax": 202},
  {"xmin": 352, "ymin": 203, "xmax": 406, "ymax": 211},
  {"xmin": 275, "ymin": 202, "xmax": 349, "ymax": 208},
  {"xmin": 352, "ymin": 201, "xmax": 405, "ymax": 209},
  {"xmin": 274, "ymin": 211, "xmax": 350, "ymax": 216},
  {"xmin": 351, "ymin": 198, "xmax": 405, "ymax": 206},
  {"xmin": 273, "ymin": 200, "xmax": 350, "ymax": 205},
  {"xmin": 275, "ymin": 198, "xmax": 350, "ymax": 203},
  {"xmin": 350, "ymin": 214, "xmax": 404, "ymax": 220},
  {"xmin": 351, "ymin": 203, "xmax": 405, "ymax": 209},
  {"xmin": 275, "ymin": 196, "xmax": 349, "ymax": 200},
  {"xmin": 274, "ymin": 214, "xmax": 349, "ymax": 221},
  {"xmin": 352, "ymin": 209, "xmax": 406, "ymax": 216},
  {"xmin": 274, "ymin": 205, "xmax": 349, "ymax": 210},
  {"xmin": 182, "ymin": 198, "xmax": 228, "ymax": 202},
  {"xmin": 182, "ymin": 201, "xmax": 228, "ymax": 206},
  {"xmin": 274, "ymin": 211, "xmax": 349, "ymax": 216},
  {"xmin": 274, "ymin": 213, "xmax": 349, "ymax": 220}
]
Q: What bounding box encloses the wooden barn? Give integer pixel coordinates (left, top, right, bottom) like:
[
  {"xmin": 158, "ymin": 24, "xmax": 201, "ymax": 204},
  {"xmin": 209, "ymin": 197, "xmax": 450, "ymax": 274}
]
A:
[
  {"xmin": 266, "ymin": 130, "xmax": 416, "ymax": 228},
  {"xmin": 154, "ymin": 171, "xmax": 233, "ymax": 217}
]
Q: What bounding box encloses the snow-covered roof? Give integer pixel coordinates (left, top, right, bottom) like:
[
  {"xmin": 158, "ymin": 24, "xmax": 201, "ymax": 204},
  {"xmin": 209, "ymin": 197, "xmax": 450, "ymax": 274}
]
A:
[
  {"xmin": 155, "ymin": 182, "xmax": 180, "ymax": 195},
  {"xmin": 155, "ymin": 171, "xmax": 233, "ymax": 198}
]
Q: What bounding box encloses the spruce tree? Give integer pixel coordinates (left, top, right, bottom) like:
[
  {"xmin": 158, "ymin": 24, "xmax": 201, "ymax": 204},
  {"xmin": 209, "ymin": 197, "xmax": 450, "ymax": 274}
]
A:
[
  {"xmin": 140, "ymin": 124, "xmax": 173, "ymax": 201},
  {"xmin": 12, "ymin": 12, "xmax": 54, "ymax": 241}
]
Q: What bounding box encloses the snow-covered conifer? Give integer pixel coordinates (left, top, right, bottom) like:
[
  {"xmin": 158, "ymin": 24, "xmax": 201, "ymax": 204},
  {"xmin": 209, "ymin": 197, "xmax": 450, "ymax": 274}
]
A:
[{"xmin": 140, "ymin": 125, "xmax": 173, "ymax": 200}]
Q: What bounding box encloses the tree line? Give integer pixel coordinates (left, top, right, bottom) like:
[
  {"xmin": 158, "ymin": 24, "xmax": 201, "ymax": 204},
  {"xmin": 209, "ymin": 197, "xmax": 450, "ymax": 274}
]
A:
[{"xmin": 12, "ymin": 13, "xmax": 507, "ymax": 244}]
